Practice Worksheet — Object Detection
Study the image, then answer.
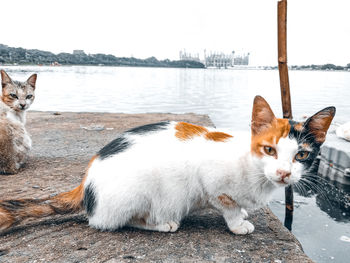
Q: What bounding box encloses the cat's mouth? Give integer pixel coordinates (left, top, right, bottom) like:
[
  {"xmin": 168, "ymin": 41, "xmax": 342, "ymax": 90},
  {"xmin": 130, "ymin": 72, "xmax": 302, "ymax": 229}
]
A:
[
  {"xmin": 276, "ymin": 180, "xmax": 289, "ymax": 186},
  {"xmin": 15, "ymin": 105, "xmax": 27, "ymax": 111},
  {"xmin": 269, "ymin": 177, "xmax": 291, "ymax": 187}
]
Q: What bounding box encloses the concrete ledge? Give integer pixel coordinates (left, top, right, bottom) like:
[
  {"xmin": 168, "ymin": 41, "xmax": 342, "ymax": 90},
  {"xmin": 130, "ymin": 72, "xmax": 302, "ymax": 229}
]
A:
[
  {"xmin": 319, "ymin": 133, "xmax": 350, "ymax": 187},
  {"xmin": 0, "ymin": 112, "xmax": 312, "ymax": 262}
]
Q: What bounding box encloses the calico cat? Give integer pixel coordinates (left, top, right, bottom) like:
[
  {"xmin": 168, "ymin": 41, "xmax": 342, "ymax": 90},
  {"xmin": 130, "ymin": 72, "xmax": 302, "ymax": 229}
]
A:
[
  {"xmin": 0, "ymin": 70, "xmax": 37, "ymax": 174},
  {"xmin": 0, "ymin": 96, "xmax": 335, "ymax": 234}
]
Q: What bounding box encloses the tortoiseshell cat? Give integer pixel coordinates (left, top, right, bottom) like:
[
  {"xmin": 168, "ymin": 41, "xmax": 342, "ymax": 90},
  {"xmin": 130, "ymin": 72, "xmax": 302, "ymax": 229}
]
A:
[
  {"xmin": 0, "ymin": 96, "xmax": 335, "ymax": 234},
  {"xmin": 0, "ymin": 70, "xmax": 37, "ymax": 174}
]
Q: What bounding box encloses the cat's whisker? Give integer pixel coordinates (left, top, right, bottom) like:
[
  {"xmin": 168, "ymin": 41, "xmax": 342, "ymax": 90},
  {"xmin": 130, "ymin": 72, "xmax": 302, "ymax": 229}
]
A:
[
  {"xmin": 299, "ymin": 178, "xmax": 332, "ymax": 207},
  {"xmin": 303, "ymin": 173, "xmax": 331, "ymax": 185},
  {"xmin": 298, "ymin": 132, "xmax": 314, "ymax": 143},
  {"xmin": 293, "ymin": 182, "xmax": 305, "ymax": 196}
]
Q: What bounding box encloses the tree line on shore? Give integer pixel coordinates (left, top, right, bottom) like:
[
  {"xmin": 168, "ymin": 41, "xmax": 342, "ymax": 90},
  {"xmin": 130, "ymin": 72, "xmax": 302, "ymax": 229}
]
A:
[
  {"xmin": 0, "ymin": 44, "xmax": 205, "ymax": 68},
  {"xmin": 1, "ymin": 44, "xmax": 349, "ymax": 71},
  {"xmin": 290, "ymin": 64, "xmax": 350, "ymax": 71},
  {"xmin": 267, "ymin": 63, "xmax": 350, "ymax": 71}
]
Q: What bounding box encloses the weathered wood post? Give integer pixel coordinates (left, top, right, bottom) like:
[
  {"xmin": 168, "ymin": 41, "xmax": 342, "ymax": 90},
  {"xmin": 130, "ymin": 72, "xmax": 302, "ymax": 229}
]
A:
[{"xmin": 277, "ymin": 0, "xmax": 294, "ymax": 231}]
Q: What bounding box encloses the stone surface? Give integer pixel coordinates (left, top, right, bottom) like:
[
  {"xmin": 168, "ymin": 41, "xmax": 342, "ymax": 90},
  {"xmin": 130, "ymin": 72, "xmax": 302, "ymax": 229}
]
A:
[{"xmin": 0, "ymin": 111, "xmax": 312, "ymax": 263}]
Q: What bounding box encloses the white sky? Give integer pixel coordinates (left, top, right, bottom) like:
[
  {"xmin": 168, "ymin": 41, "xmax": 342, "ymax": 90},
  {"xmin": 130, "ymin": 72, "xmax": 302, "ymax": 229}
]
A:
[{"xmin": 1, "ymin": 0, "xmax": 350, "ymax": 66}]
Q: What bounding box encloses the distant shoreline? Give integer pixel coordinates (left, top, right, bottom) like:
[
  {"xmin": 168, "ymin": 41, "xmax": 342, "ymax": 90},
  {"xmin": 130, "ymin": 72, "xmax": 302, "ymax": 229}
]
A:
[
  {"xmin": 1, "ymin": 44, "xmax": 349, "ymax": 71},
  {"xmin": 2, "ymin": 64, "xmax": 349, "ymax": 73},
  {"xmin": 265, "ymin": 64, "xmax": 350, "ymax": 72},
  {"xmin": 0, "ymin": 44, "xmax": 205, "ymax": 69}
]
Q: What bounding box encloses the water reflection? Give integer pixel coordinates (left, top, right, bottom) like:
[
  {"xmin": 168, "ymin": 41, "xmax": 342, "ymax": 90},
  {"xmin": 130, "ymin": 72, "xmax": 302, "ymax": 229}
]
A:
[{"xmin": 296, "ymin": 176, "xmax": 350, "ymax": 223}]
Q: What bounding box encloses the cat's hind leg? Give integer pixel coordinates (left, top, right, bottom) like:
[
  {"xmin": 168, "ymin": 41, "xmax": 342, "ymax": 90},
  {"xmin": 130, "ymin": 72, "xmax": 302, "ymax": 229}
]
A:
[{"xmin": 128, "ymin": 217, "xmax": 179, "ymax": 232}]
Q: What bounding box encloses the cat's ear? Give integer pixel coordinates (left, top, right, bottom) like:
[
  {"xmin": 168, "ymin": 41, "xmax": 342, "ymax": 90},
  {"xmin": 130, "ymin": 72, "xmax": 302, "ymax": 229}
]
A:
[
  {"xmin": 251, "ymin": 95, "xmax": 276, "ymax": 135},
  {"xmin": 304, "ymin": 107, "xmax": 336, "ymax": 143},
  {"xmin": 1, "ymin": 70, "xmax": 13, "ymax": 88},
  {"xmin": 26, "ymin": 74, "xmax": 37, "ymax": 89}
]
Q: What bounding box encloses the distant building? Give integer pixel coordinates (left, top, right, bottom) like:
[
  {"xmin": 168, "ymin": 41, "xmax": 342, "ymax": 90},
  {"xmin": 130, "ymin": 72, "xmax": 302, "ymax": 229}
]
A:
[
  {"xmin": 204, "ymin": 51, "xmax": 234, "ymax": 68},
  {"xmin": 179, "ymin": 49, "xmax": 250, "ymax": 68},
  {"xmin": 179, "ymin": 50, "xmax": 200, "ymax": 62},
  {"xmin": 233, "ymin": 52, "xmax": 250, "ymax": 65},
  {"xmin": 73, "ymin": 50, "xmax": 86, "ymax": 55},
  {"xmin": 204, "ymin": 50, "xmax": 249, "ymax": 68}
]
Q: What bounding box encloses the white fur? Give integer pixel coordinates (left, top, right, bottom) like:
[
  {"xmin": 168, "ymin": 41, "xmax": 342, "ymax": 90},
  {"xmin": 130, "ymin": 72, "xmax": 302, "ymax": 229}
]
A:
[
  {"xmin": 262, "ymin": 137, "xmax": 302, "ymax": 186},
  {"xmin": 85, "ymin": 122, "xmax": 303, "ymax": 234}
]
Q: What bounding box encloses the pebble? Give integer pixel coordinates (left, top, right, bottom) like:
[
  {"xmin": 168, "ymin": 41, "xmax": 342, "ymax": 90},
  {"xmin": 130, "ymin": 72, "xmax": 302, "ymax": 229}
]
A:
[
  {"xmin": 340, "ymin": 235, "xmax": 350, "ymax": 242},
  {"xmin": 336, "ymin": 122, "xmax": 350, "ymax": 141},
  {"xmin": 81, "ymin": 124, "xmax": 105, "ymax": 131}
]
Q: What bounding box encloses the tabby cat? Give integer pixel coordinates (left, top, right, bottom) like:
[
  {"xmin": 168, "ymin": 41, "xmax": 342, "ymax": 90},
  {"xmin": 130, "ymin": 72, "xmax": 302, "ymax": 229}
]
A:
[{"xmin": 0, "ymin": 70, "xmax": 37, "ymax": 174}]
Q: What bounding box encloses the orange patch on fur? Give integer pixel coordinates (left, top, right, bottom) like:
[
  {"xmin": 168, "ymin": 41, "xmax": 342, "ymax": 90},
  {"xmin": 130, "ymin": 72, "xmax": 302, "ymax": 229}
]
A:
[
  {"xmin": 52, "ymin": 155, "xmax": 97, "ymax": 211},
  {"xmin": 0, "ymin": 207, "xmax": 14, "ymax": 231},
  {"xmin": 218, "ymin": 194, "xmax": 237, "ymax": 208},
  {"xmin": 294, "ymin": 122, "xmax": 304, "ymax": 132},
  {"xmin": 251, "ymin": 118, "xmax": 291, "ymax": 157},
  {"xmin": 87, "ymin": 155, "xmax": 97, "ymax": 170},
  {"xmin": 205, "ymin": 131, "xmax": 233, "ymax": 142},
  {"xmin": 1, "ymin": 94, "xmax": 13, "ymax": 105},
  {"xmin": 52, "ymin": 181, "xmax": 85, "ymax": 212},
  {"xmin": 175, "ymin": 122, "xmax": 233, "ymax": 142},
  {"xmin": 301, "ymin": 143, "xmax": 311, "ymax": 150},
  {"xmin": 175, "ymin": 122, "xmax": 208, "ymax": 140}
]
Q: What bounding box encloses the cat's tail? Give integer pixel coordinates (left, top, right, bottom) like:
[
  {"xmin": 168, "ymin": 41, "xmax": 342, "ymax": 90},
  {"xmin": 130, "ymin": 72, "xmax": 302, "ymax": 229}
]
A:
[
  {"xmin": 0, "ymin": 181, "xmax": 85, "ymax": 231},
  {"xmin": 0, "ymin": 156, "xmax": 96, "ymax": 231}
]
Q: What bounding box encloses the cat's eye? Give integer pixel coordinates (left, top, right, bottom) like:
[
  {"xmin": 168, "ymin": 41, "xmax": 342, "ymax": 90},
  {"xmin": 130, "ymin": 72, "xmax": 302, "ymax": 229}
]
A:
[
  {"xmin": 295, "ymin": 151, "xmax": 310, "ymax": 161},
  {"xmin": 26, "ymin": 95, "xmax": 33, "ymax": 99},
  {"xmin": 10, "ymin": 93, "xmax": 18, "ymax": 99},
  {"xmin": 263, "ymin": 146, "xmax": 276, "ymax": 156}
]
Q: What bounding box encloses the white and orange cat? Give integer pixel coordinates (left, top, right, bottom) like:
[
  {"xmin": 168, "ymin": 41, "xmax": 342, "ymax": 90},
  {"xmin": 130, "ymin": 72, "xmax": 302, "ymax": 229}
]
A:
[{"xmin": 0, "ymin": 96, "xmax": 335, "ymax": 234}]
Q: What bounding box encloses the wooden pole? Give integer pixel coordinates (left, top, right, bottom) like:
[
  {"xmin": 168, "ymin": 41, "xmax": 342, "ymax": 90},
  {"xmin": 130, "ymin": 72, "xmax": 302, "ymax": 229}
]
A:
[{"xmin": 277, "ymin": 0, "xmax": 294, "ymax": 231}]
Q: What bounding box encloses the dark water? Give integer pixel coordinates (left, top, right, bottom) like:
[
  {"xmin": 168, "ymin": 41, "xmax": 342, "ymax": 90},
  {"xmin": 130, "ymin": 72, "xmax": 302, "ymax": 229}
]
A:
[
  {"xmin": 3, "ymin": 65, "xmax": 350, "ymax": 262},
  {"xmin": 270, "ymin": 181, "xmax": 350, "ymax": 263}
]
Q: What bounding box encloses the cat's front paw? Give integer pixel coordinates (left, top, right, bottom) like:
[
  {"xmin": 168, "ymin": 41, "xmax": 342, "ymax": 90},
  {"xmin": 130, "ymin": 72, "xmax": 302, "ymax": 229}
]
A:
[
  {"xmin": 157, "ymin": 221, "xmax": 179, "ymax": 232},
  {"xmin": 230, "ymin": 220, "xmax": 254, "ymax": 235}
]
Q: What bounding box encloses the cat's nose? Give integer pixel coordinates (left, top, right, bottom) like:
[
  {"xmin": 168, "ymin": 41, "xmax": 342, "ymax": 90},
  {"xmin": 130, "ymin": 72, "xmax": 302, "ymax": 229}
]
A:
[
  {"xmin": 20, "ymin": 104, "xmax": 26, "ymax": 109},
  {"xmin": 276, "ymin": 169, "xmax": 291, "ymax": 179}
]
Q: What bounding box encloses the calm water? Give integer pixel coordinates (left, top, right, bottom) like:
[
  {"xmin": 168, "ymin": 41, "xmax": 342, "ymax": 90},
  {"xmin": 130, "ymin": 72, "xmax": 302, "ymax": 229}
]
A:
[{"xmin": 2, "ymin": 65, "xmax": 350, "ymax": 262}]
